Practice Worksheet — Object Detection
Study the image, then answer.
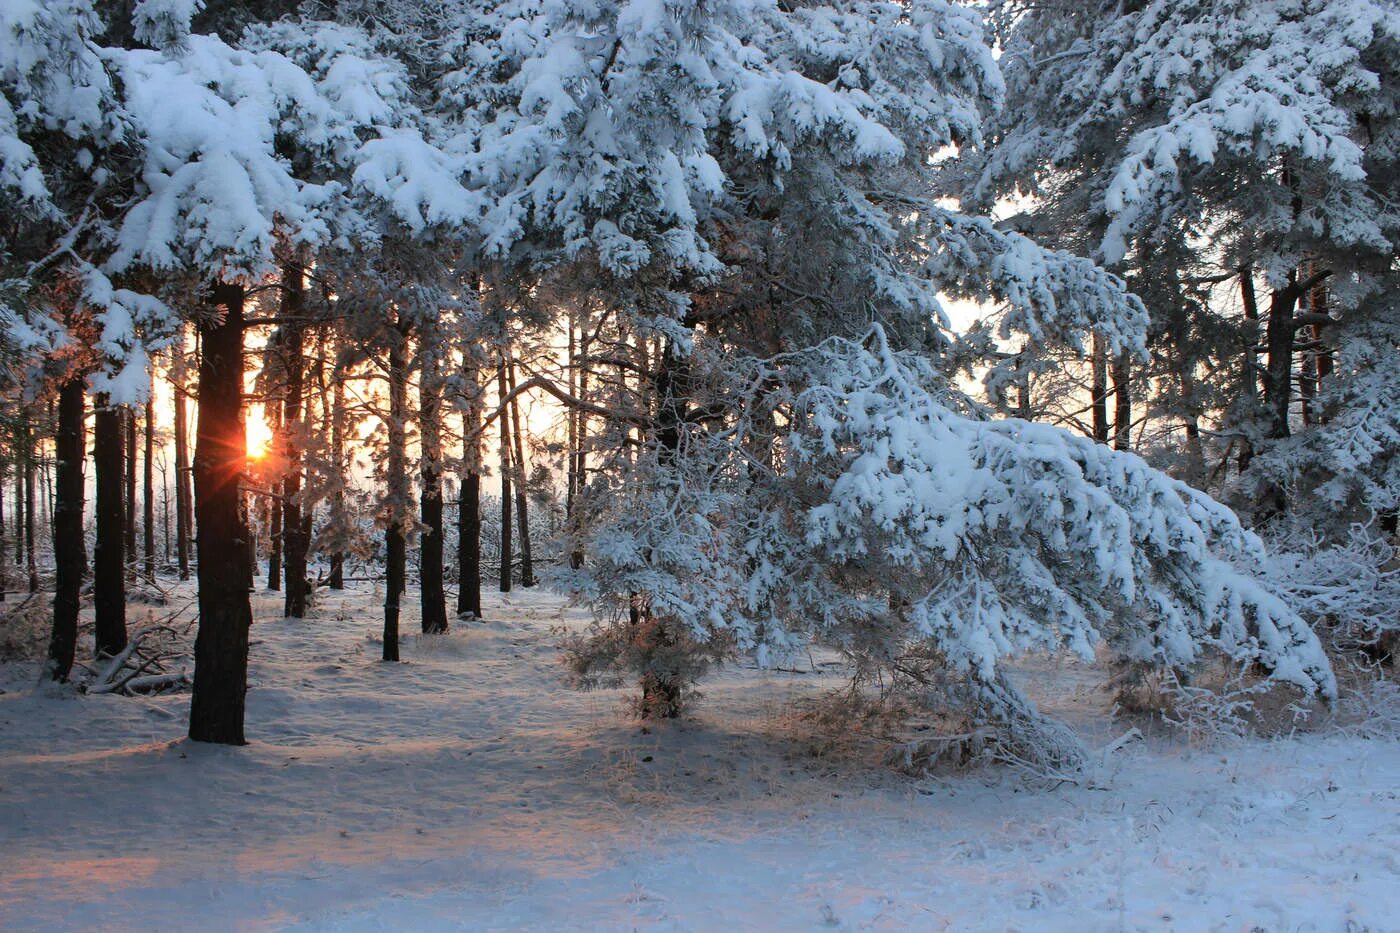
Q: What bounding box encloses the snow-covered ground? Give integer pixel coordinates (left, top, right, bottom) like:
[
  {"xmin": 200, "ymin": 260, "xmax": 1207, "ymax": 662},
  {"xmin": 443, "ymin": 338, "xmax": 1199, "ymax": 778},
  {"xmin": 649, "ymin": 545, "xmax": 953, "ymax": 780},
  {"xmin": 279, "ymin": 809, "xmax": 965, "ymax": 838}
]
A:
[{"xmin": 2, "ymin": 580, "xmax": 1398, "ymax": 931}]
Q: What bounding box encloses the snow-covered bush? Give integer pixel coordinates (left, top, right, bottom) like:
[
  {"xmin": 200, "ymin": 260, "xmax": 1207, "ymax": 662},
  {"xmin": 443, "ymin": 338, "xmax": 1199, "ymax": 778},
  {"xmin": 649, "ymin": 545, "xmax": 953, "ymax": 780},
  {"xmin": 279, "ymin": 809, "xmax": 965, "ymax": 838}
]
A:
[
  {"xmin": 1337, "ymin": 677, "xmax": 1400, "ymax": 740},
  {"xmin": 564, "ymin": 329, "xmax": 1336, "ymax": 771},
  {"xmin": 1261, "ymin": 524, "xmax": 1400, "ymax": 665}
]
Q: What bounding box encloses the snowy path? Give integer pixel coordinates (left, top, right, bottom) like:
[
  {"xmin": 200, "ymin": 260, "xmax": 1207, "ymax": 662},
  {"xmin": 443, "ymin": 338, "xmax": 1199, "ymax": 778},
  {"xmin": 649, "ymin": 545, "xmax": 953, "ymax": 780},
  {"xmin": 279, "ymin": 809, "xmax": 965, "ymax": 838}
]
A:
[{"xmin": 1, "ymin": 583, "xmax": 1398, "ymax": 931}]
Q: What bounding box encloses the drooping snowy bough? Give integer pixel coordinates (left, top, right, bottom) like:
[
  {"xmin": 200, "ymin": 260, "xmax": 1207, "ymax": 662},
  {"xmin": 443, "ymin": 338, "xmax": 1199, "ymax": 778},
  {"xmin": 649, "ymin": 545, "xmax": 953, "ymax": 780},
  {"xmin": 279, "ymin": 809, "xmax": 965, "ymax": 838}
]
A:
[{"xmin": 565, "ymin": 328, "xmax": 1336, "ymax": 772}]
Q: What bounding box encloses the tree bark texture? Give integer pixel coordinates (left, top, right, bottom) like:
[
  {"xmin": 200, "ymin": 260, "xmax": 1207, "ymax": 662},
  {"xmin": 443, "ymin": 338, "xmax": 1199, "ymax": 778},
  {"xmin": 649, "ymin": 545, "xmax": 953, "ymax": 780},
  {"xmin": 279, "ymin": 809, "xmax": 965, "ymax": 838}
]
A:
[
  {"xmin": 46, "ymin": 377, "xmax": 85, "ymax": 682},
  {"xmin": 93, "ymin": 397, "xmax": 127, "ymax": 658},
  {"xmin": 188, "ymin": 281, "xmax": 254, "ymax": 745}
]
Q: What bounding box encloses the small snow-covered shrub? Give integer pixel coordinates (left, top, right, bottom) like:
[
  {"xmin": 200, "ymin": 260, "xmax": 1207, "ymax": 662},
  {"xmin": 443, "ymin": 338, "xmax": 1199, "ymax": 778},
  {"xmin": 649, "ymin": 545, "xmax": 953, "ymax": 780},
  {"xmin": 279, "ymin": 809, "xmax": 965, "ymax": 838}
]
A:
[
  {"xmin": 1155, "ymin": 667, "xmax": 1274, "ymax": 746},
  {"xmin": 1262, "ymin": 525, "xmax": 1400, "ymax": 666},
  {"xmin": 560, "ymin": 609, "xmax": 735, "ymax": 719},
  {"xmin": 1336, "ymin": 677, "xmax": 1400, "ymax": 740}
]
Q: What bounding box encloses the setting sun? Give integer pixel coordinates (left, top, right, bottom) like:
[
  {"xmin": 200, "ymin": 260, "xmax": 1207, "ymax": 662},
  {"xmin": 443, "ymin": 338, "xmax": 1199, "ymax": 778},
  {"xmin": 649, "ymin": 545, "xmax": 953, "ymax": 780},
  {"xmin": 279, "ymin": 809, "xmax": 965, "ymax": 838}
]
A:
[{"xmin": 246, "ymin": 407, "xmax": 274, "ymax": 459}]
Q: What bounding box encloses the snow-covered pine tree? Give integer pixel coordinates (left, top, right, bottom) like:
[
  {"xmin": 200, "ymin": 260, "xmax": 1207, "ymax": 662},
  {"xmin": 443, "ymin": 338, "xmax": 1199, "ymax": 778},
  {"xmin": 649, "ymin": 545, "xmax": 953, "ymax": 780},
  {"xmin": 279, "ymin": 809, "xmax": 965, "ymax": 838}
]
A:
[
  {"xmin": 66, "ymin": 1, "xmax": 479, "ymax": 737},
  {"xmin": 967, "ymin": 0, "xmax": 1400, "ymax": 523},
  {"xmin": 534, "ymin": 0, "xmax": 1339, "ymax": 762}
]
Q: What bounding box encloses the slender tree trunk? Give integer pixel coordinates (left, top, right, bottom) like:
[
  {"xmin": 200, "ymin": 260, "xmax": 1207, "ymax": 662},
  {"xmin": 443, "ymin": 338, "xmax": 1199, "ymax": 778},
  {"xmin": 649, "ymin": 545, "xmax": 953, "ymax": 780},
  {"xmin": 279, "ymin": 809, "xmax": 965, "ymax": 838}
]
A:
[
  {"xmin": 1091, "ymin": 334, "xmax": 1109, "ymax": 444},
  {"xmin": 496, "ymin": 362, "xmax": 513, "ymax": 593},
  {"xmin": 506, "ymin": 356, "xmax": 534, "ymax": 587},
  {"xmin": 565, "ymin": 312, "xmax": 581, "ymax": 569},
  {"xmin": 327, "ymin": 356, "xmax": 347, "ymax": 590},
  {"xmin": 566, "ymin": 314, "xmax": 577, "ymax": 518},
  {"xmin": 419, "ymin": 330, "xmax": 448, "ymax": 634},
  {"xmin": 457, "ymin": 471, "xmax": 481, "ymax": 618},
  {"xmin": 161, "ymin": 455, "xmax": 171, "ymax": 567},
  {"xmin": 243, "ymin": 491, "xmax": 256, "ymax": 591},
  {"xmin": 0, "ymin": 467, "xmax": 6, "ymax": 599},
  {"xmin": 13, "ymin": 460, "xmax": 22, "ymax": 570},
  {"xmin": 265, "ymin": 396, "xmax": 281, "ymax": 591},
  {"xmin": 1265, "ymin": 274, "xmax": 1301, "ymax": 441},
  {"xmin": 124, "ymin": 407, "xmax": 136, "ymax": 569},
  {"xmin": 189, "ymin": 281, "xmax": 254, "ymax": 745},
  {"xmin": 1239, "ymin": 269, "xmax": 1260, "ymax": 473},
  {"xmin": 1111, "ymin": 353, "xmax": 1131, "ymax": 452},
  {"xmin": 281, "ymin": 264, "xmax": 308, "ymax": 618},
  {"xmin": 42, "ymin": 404, "xmax": 53, "ymax": 537},
  {"xmin": 46, "ymin": 376, "xmax": 85, "ymax": 682},
  {"xmin": 173, "ymin": 331, "xmax": 193, "ymax": 580},
  {"xmin": 305, "ymin": 340, "xmax": 327, "ymax": 590},
  {"xmin": 1312, "ymin": 278, "xmax": 1333, "ymax": 422},
  {"xmin": 93, "ymin": 397, "xmax": 127, "ymax": 658},
  {"xmin": 633, "ymin": 337, "xmax": 690, "ymax": 718},
  {"xmin": 383, "ymin": 328, "xmax": 408, "ymax": 662},
  {"xmin": 23, "ymin": 414, "xmax": 38, "ymax": 593},
  {"xmin": 456, "ymin": 358, "xmax": 482, "ymax": 619},
  {"xmin": 570, "ymin": 313, "xmax": 591, "ymax": 570},
  {"xmin": 1298, "ymin": 349, "xmax": 1316, "ymax": 427},
  {"xmin": 143, "ymin": 397, "xmax": 155, "ymax": 582}
]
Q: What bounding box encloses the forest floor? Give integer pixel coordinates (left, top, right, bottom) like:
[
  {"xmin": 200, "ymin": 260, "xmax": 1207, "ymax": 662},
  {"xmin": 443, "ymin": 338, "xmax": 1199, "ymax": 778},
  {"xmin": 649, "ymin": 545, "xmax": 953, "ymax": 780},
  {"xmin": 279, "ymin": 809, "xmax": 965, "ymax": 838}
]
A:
[{"xmin": 1, "ymin": 577, "xmax": 1399, "ymax": 931}]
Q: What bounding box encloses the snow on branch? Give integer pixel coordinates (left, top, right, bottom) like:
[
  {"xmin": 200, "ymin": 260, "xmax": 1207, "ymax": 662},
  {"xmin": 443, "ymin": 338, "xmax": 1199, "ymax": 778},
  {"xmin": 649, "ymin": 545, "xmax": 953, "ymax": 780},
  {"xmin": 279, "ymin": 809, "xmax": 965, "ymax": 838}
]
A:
[
  {"xmin": 925, "ymin": 208, "xmax": 1148, "ymax": 356},
  {"xmin": 784, "ymin": 328, "xmax": 1334, "ymax": 700},
  {"xmin": 564, "ymin": 326, "xmax": 1335, "ymax": 770}
]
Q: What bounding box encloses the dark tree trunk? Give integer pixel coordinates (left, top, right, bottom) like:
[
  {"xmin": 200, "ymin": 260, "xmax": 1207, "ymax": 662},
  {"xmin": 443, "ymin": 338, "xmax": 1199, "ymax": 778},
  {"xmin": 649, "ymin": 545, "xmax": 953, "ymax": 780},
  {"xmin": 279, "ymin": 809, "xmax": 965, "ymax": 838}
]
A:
[
  {"xmin": 281, "ymin": 264, "xmax": 308, "ymax": 618},
  {"xmin": 1298, "ymin": 275, "xmax": 1328, "ymax": 427},
  {"xmin": 124, "ymin": 407, "xmax": 136, "ymax": 567},
  {"xmin": 41, "ymin": 402, "xmax": 53, "ymax": 536},
  {"xmin": 189, "ymin": 281, "xmax": 253, "ymax": 746},
  {"xmin": 143, "ymin": 398, "xmax": 155, "ymax": 582},
  {"xmin": 12, "ymin": 464, "xmax": 21, "ymax": 569},
  {"xmin": 1, "ymin": 465, "xmax": 7, "ymax": 602},
  {"xmin": 1312, "ymin": 278, "xmax": 1333, "ymax": 417},
  {"xmin": 633, "ymin": 338, "xmax": 691, "ymax": 719},
  {"xmin": 506, "ymin": 357, "xmax": 534, "ymax": 587},
  {"xmin": 566, "ymin": 315, "xmax": 577, "ymax": 517},
  {"xmin": 1264, "ymin": 275, "xmax": 1301, "ymax": 441},
  {"xmin": 419, "ymin": 332, "xmax": 448, "ymax": 634},
  {"xmin": 266, "ymin": 396, "xmax": 281, "ymax": 591},
  {"xmin": 1091, "ymin": 334, "xmax": 1109, "ymax": 444},
  {"xmin": 161, "ymin": 456, "xmax": 170, "ymax": 566},
  {"xmin": 327, "ymin": 359, "xmax": 346, "ymax": 590},
  {"xmin": 456, "ymin": 358, "xmax": 482, "ymax": 619},
  {"xmin": 46, "ymin": 376, "xmax": 85, "ymax": 682},
  {"xmin": 23, "ymin": 414, "xmax": 38, "ymax": 593},
  {"xmin": 457, "ymin": 472, "xmax": 481, "ymax": 618},
  {"xmin": 173, "ymin": 332, "xmax": 193, "ymax": 580},
  {"xmin": 1111, "ymin": 354, "xmax": 1131, "ymax": 452},
  {"xmin": 1238, "ymin": 269, "xmax": 1261, "ymax": 473},
  {"xmin": 496, "ymin": 362, "xmax": 512, "ymax": 594},
  {"xmin": 565, "ymin": 312, "xmax": 584, "ymax": 570},
  {"xmin": 383, "ymin": 328, "xmax": 408, "ymax": 661},
  {"xmin": 93, "ymin": 397, "xmax": 127, "ymax": 657}
]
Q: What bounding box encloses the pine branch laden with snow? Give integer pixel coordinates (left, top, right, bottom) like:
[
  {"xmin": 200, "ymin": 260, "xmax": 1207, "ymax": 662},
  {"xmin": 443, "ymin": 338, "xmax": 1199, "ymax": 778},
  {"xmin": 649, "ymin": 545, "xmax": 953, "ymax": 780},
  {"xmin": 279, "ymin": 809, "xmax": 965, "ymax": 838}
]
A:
[
  {"xmin": 565, "ymin": 329, "xmax": 1335, "ymax": 768},
  {"xmin": 455, "ymin": 0, "xmax": 1002, "ymax": 313},
  {"xmin": 975, "ymin": 0, "xmax": 1400, "ymax": 271},
  {"xmin": 3, "ymin": 5, "xmax": 484, "ymax": 405},
  {"xmin": 922, "ymin": 206, "xmax": 1148, "ymax": 357},
  {"xmin": 0, "ymin": 0, "xmax": 117, "ymax": 217}
]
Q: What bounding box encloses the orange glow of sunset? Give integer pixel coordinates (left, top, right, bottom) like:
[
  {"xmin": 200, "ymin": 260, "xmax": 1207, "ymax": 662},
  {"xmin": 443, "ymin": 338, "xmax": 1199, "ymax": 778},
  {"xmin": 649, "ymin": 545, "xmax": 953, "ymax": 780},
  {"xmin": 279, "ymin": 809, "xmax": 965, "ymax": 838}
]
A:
[{"xmin": 247, "ymin": 406, "xmax": 274, "ymax": 459}]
